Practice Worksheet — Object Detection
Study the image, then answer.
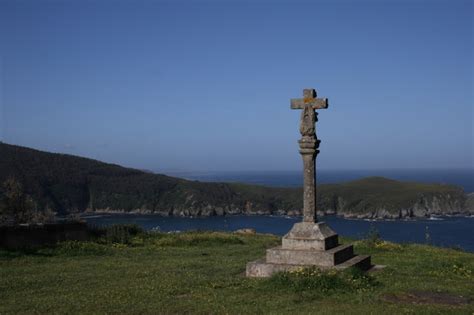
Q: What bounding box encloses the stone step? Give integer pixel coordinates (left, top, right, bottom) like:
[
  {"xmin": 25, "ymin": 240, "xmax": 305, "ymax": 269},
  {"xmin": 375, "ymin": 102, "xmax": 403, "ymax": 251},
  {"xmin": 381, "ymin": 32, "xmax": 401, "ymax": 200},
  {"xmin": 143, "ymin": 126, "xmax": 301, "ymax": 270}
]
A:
[
  {"xmin": 335, "ymin": 255, "xmax": 372, "ymax": 271},
  {"xmin": 328, "ymin": 244, "xmax": 356, "ymax": 265},
  {"xmin": 266, "ymin": 244, "xmax": 354, "ymax": 267},
  {"xmin": 246, "ymin": 254, "xmax": 372, "ymax": 278},
  {"xmin": 246, "ymin": 259, "xmax": 299, "ymax": 278}
]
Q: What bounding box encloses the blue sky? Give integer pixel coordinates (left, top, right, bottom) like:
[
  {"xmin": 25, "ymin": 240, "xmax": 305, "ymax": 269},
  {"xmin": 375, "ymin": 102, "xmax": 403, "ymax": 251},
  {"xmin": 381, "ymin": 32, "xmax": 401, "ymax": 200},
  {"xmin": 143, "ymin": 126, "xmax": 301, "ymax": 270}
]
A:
[{"xmin": 1, "ymin": 0, "xmax": 472, "ymax": 171}]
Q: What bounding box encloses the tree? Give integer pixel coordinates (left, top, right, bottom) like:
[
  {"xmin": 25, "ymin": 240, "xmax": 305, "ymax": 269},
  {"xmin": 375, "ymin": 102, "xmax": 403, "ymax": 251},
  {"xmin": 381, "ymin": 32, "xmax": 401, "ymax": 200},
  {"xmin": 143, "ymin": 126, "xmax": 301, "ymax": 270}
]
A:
[{"xmin": 0, "ymin": 178, "xmax": 36, "ymax": 225}]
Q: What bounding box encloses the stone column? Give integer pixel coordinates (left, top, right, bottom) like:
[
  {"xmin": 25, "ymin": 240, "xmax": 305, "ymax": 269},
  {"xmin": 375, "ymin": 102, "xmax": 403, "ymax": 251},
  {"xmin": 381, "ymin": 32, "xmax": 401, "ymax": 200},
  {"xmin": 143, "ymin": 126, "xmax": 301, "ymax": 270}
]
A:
[{"xmin": 299, "ymin": 136, "xmax": 319, "ymax": 223}]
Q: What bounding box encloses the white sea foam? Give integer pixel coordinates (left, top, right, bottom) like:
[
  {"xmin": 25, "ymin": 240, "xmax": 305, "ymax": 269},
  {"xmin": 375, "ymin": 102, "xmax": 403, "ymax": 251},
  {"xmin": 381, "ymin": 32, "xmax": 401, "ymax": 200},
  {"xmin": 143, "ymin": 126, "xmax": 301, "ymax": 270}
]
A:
[{"xmin": 81, "ymin": 215, "xmax": 108, "ymax": 219}]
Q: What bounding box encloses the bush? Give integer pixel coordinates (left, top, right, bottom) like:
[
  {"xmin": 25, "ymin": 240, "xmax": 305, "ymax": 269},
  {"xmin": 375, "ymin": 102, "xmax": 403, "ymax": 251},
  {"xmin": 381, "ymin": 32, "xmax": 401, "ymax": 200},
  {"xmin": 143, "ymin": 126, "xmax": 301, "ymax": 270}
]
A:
[
  {"xmin": 104, "ymin": 224, "xmax": 144, "ymax": 245},
  {"xmin": 364, "ymin": 224, "xmax": 382, "ymax": 247},
  {"xmin": 0, "ymin": 178, "xmax": 36, "ymax": 225},
  {"xmin": 87, "ymin": 224, "xmax": 144, "ymax": 245}
]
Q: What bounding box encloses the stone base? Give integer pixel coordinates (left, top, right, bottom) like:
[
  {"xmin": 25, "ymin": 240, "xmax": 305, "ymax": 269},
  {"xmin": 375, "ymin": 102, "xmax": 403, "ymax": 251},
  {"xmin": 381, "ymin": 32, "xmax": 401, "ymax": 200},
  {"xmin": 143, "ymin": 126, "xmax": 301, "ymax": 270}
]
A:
[
  {"xmin": 267, "ymin": 244, "xmax": 354, "ymax": 266},
  {"xmin": 246, "ymin": 221, "xmax": 372, "ymax": 277},
  {"xmin": 246, "ymin": 255, "xmax": 372, "ymax": 278},
  {"xmin": 282, "ymin": 222, "xmax": 338, "ymax": 250}
]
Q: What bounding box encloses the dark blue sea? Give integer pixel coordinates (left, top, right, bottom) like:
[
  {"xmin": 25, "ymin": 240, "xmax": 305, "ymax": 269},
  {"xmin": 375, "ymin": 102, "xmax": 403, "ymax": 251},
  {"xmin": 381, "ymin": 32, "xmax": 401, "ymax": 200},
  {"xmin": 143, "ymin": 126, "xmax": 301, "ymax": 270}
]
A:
[{"xmin": 85, "ymin": 169, "xmax": 474, "ymax": 252}]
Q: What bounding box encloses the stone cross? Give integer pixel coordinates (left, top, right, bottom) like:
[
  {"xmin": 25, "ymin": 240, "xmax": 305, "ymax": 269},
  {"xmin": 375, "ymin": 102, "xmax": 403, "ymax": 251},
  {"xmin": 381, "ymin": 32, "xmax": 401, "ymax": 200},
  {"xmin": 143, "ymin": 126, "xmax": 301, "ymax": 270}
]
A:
[
  {"xmin": 290, "ymin": 88, "xmax": 328, "ymax": 223},
  {"xmin": 246, "ymin": 88, "xmax": 371, "ymax": 277}
]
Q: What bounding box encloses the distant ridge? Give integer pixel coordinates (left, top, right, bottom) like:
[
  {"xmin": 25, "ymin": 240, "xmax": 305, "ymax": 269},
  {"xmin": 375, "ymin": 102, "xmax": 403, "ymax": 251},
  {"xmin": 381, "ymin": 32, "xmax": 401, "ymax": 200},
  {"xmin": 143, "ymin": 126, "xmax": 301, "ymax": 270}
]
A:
[{"xmin": 0, "ymin": 142, "xmax": 471, "ymax": 219}]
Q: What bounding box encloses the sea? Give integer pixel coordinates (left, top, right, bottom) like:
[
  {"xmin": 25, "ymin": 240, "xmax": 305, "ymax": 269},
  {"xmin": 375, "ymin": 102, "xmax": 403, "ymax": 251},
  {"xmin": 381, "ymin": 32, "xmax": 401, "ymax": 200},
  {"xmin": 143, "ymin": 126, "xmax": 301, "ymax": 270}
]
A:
[{"xmin": 84, "ymin": 169, "xmax": 474, "ymax": 252}]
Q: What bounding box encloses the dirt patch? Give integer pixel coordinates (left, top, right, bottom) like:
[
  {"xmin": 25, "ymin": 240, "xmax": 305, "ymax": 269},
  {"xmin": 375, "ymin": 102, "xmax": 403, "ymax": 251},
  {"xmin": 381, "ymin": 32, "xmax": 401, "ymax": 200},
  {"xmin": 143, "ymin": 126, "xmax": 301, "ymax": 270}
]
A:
[
  {"xmin": 368, "ymin": 265, "xmax": 386, "ymax": 273},
  {"xmin": 383, "ymin": 291, "xmax": 471, "ymax": 306}
]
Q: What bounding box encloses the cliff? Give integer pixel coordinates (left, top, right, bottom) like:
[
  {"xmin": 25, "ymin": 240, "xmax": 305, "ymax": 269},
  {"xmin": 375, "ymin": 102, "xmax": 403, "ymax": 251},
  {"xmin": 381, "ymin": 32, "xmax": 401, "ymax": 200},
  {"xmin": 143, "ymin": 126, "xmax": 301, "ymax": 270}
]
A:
[
  {"xmin": 0, "ymin": 142, "xmax": 472, "ymax": 219},
  {"xmin": 317, "ymin": 177, "xmax": 470, "ymax": 219}
]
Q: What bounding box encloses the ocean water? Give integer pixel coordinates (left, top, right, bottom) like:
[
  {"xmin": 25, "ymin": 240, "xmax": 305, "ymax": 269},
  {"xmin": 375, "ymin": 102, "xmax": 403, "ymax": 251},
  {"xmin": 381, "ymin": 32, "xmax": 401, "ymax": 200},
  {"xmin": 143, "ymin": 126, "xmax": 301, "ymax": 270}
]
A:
[
  {"xmin": 84, "ymin": 214, "xmax": 474, "ymax": 252},
  {"xmin": 165, "ymin": 169, "xmax": 474, "ymax": 192}
]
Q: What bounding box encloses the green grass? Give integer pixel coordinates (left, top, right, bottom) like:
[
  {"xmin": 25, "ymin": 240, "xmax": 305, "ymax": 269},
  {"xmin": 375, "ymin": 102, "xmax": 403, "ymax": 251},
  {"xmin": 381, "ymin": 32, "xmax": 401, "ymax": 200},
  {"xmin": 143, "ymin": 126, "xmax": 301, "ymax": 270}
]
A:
[{"xmin": 1, "ymin": 231, "xmax": 473, "ymax": 314}]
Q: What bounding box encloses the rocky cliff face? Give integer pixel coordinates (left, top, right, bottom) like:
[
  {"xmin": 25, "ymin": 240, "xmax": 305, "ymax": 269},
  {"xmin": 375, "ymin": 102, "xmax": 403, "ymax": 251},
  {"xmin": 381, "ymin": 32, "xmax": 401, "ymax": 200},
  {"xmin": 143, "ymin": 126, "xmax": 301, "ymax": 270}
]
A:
[
  {"xmin": 90, "ymin": 191, "xmax": 473, "ymax": 220},
  {"xmin": 327, "ymin": 193, "xmax": 471, "ymax": 219}
]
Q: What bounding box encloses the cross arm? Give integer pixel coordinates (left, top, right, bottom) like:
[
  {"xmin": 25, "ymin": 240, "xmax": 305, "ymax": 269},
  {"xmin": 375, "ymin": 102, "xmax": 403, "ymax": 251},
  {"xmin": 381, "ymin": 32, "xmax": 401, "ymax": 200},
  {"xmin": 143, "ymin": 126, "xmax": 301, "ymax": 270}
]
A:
[{"xmin": 290, "ymin": 97, "xmax": 329, "ymax": 110}]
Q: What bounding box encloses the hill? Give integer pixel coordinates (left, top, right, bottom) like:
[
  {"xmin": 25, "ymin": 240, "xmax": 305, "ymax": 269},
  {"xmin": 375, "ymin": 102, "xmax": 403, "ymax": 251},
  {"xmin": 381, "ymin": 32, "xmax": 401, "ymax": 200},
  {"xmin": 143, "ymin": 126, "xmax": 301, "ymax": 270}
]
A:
[{"xmin": 0, "ymin": 142, "xmax": 471, "ymax": 219}]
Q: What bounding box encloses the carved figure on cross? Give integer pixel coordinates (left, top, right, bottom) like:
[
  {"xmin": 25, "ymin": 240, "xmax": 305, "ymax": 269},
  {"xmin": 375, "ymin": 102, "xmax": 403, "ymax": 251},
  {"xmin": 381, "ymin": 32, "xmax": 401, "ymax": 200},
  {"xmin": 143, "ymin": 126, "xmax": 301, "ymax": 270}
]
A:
[{"xmin": 291, "ymin": 89, "xmax": 328, "ymax": 138}]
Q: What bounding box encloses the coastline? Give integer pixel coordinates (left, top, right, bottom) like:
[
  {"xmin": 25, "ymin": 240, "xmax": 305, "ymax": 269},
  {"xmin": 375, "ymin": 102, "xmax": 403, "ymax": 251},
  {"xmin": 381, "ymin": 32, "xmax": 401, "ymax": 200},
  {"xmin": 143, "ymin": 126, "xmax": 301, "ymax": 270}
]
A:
[{"xmin": 79, "ymin": 211, "xmax": 474, "ymax": 222}]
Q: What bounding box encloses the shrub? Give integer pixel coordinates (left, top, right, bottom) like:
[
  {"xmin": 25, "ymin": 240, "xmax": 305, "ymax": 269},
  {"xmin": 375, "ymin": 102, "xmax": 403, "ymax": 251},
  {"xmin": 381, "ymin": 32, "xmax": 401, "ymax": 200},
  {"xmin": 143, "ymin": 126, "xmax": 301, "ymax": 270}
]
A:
[
  {"xmin": 87, "ymin": 224, "xmax": 144, "ymax": 245},
  {"xmin": 0, "ymin": 178, "xmax": 36, "ymax": 225},
  {"xmin": 366, "ymin": 224, "xmax": 382, "ymax": 245},
  {"xmin": 104, "ymin": 224, "xmax": 144, "ymax": 245}
]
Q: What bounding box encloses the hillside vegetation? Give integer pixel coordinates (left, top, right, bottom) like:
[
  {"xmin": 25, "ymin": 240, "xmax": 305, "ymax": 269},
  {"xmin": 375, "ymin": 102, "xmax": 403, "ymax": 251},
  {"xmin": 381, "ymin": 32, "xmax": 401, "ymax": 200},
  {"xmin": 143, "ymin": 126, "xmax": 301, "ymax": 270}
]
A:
[
  {"xmin": 0, "ymin": 142, "xmax": 471, "ymax": 219},
  {"xmin": 0, "ymin": 230, "xmax": 473, "ymax": 314}
]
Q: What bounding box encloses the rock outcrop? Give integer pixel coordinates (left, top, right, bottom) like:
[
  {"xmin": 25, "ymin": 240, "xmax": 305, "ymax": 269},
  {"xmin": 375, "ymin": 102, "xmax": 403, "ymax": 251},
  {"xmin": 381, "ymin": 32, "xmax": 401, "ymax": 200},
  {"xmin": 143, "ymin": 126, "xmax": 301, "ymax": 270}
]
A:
[{"xmin": 90, "ymin": 190, "xmax": 472, "ymax": 220}]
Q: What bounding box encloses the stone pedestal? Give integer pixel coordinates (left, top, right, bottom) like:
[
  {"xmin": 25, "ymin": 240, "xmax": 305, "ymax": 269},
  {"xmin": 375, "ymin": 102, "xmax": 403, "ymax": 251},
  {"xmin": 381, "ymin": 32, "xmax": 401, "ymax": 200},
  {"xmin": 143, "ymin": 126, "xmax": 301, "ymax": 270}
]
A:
[
  {"xmin": 282, "ymin": 222, "xmax": 338, "ymax": 250},
  {"xmin": 246, "ymin": 222, "xmax": 371, "ymax": 277}
]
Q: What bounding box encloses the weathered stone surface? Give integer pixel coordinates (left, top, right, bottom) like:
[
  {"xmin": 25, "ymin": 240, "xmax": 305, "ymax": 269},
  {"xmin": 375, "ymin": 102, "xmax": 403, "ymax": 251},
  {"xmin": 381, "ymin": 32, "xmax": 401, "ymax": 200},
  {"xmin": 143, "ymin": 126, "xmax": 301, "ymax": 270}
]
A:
[
  {"xmin": 300, "ymin": 147, "xmax": 317, "ymax": 222},
  {"xmin": 282, "ymin": 222, "xmax": 338, "ymax": 250},
  {"xmin": 266, "ymin": 244, "xmax": 353, "ymax": 266},
  {"xmin": 246, "ymin": 259, "xmax": 303, "ymax": 278},
  {"xmin": 291, "ymin": 88, "xmax": 328, "ymax": 223},
  {"xmin": 290, "ymin": 88, "xmax": 328, "ymax": 110},
  {"xmin": 246, "ymin": 254, "xmax": 371, "ymax": 278}
]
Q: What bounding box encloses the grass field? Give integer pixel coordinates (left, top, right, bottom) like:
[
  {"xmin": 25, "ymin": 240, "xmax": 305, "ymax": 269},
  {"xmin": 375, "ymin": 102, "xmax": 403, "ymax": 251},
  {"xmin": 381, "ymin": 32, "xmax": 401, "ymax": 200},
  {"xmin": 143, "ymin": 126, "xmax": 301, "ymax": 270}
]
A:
[{"xmin": 0, "ymin": 229, "xmax": 473, "ymax": 314}]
